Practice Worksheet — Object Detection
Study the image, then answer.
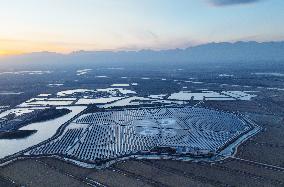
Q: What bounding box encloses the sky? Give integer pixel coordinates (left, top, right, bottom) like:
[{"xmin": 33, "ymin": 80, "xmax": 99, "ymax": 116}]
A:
[{"xmin": 0, "ymin": 0, "xmax": 284, "ymax": 55}]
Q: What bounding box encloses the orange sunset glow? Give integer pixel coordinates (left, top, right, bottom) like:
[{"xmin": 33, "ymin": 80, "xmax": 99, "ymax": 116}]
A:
[{"xmin": 0, "ymin": 50, "xmax": 24, "ymax": 56}]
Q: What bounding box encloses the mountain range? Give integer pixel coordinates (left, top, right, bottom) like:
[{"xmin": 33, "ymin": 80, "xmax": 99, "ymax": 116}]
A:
[{"xmin": 1, "ymin": 41, "xmax": 284, "ymax": 70}]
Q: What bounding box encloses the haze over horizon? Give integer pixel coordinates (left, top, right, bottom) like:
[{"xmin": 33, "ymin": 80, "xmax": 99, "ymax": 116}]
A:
[{"xmin": 1, "ymin": 0, "xmax": 284, "ymax": 55}]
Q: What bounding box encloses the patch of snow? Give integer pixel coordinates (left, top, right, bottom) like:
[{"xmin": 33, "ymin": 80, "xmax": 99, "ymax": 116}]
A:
[
  {"xmin": 219, "ymin": 74, "xmax": 234, "ymax": 77},
  {"xmin": 0, "ymin": 71, "xmax": 52, "ymax": 75},
  {"xmin": 0, "ymin": 108, "xmax": 36, "ymax": 118},
  {"xmin": 96, "ymin": 75, "xmax": 108, "ymax": 78},
  {"xmin": 76, "ymin": 69, "xmax": 92, "ymax": 76},
  {"xmin": 221, "ymin": 91, "xmax": 257, "ymax": 100},
  {"xmin": 99, "ymin": 96, "xmax": 152, "ymax": 108},
  {"xmin": 148, "ymin": 94, "xmax": 167, "ymax": 99},
  {"xmin": 0, "ymin": 92, "xmax": 23, "ymax": 95},
  {"xmin": 267, "ymin": 87, "xmax": 284, "ymax": 91},
  {"xmin": 57, "ymin": 89, "xmax": 95, "ymax": 97},
  {"xmin": 76, "ymin": 97, "xmax": 124, "ymax": 105},
  {"xmin": 19, "ymin": 100, "xmax": 74, "ymax": 107},
  {"xmin": 252, "ymin": 72, "xmax": 284, "ymax": 77},
  {"xmin": 111, "ymin": 84, "xmax": 130, "ymax": 87},
  {"xmin": 97, "ymin": 88, "xmax": 136, "ymax": 95},
  {"xmin": 38, "ymin": 94, "xmax": 52, "ymax": 97},
  {"xmin": 168, "ymin": 91, "xmax": 229, "ymax": 101},
  {"xmin": 48, "ymin": 83, "xmax": 63, "ymax": 87}
]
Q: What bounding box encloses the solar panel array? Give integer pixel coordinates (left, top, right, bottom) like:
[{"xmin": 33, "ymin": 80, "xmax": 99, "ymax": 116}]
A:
[{"xmin": 29, "ymin": 107, "xmax": 250, "ymax": 162}]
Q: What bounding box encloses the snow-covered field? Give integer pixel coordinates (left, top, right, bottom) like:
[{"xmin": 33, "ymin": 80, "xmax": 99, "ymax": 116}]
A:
[
  {"xmin": 221, "ymin": 91, "xmax": 257, "ymax": 100},
  {"xmin": 76, "ymin": 97, "xmax": 124, "ymax": 105},
  {"xmin": 168, "ymin": 91, "xmax": 231, "ymax": 101},
  {"xmin": 99, "ymin": 96, "xmax": 151, "ymax": 108},
  {"xmin": 97, "ymin": 88, "xmax": 136, "ymax": 95},
  {"xmin": 0, "ymin": 108, "xmax": 37, "ymax": 118},
  {"xmin": 57, "ymin": 89, "xmax": 95, "ymax": 97},
  {"xmin": 168, "ymin": 90, "xmax": 256, "ymax": 101},
  {"xmin": 19, "ymin": 98, "xmax": 76, "ymax": 107}
]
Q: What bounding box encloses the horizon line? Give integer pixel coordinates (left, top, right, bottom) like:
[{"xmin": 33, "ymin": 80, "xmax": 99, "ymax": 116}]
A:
[{"xmin": 1, "ymin": 40, "xmax": 283, "ymax": 57}]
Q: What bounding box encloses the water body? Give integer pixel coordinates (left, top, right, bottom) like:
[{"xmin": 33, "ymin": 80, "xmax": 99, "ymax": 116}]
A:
[{"xmin": 0, "ymin": 106, "xmax": 86, "ymax": 159}]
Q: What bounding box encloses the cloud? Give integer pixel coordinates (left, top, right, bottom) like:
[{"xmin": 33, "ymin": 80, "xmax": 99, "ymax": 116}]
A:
[{"xmin": 208, "ymin": 0, "xmax": 263, "ymax": 6}]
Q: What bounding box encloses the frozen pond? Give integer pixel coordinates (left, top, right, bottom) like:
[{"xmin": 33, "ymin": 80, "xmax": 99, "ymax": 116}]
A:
[{"xmin": 0, "ymin": 106, "xmax": 86, "ymax": 159}]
